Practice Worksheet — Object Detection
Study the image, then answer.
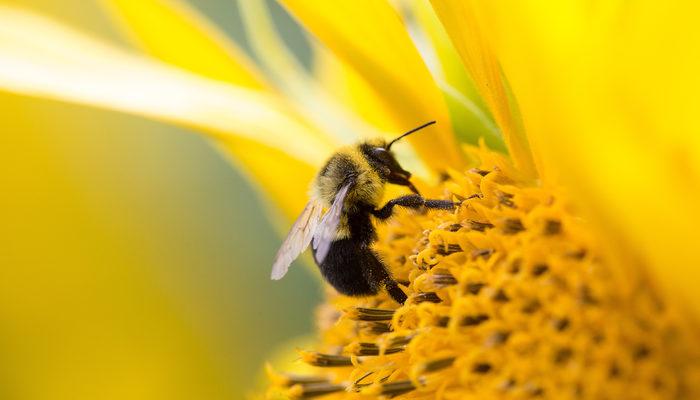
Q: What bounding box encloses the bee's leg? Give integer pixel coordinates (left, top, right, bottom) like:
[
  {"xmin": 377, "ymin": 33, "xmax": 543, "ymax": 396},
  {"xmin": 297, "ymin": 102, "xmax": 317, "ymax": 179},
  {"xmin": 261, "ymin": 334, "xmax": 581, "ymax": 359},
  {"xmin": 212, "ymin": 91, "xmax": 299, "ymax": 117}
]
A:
[
  {"xmin": 363, "ymin": 249, "xmax": 407, "ymax": 304},
  {"xmin": 371, "ymin": 195, "xmax": 458, "ymax": 220},
  {"xmin": 384, "ymin": 279, "xmax": 408, "ymax": 304}
]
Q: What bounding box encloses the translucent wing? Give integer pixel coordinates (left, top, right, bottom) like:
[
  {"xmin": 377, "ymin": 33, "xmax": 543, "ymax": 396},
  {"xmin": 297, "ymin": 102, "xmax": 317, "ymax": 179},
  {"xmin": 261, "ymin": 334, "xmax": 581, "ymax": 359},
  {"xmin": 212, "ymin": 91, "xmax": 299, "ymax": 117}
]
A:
[
  {"xmin": 270, "ymin": 200, "xmax": 323, "ymax": 280},
  {"xmin": 312, "ymin": 180, "xmax": 354, "ymax": 264}
]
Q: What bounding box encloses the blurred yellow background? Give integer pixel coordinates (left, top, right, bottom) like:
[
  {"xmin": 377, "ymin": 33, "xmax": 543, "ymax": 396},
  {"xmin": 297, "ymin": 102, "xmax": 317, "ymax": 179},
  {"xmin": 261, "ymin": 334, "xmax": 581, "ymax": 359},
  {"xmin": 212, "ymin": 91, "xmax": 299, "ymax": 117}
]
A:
[{"xmin": 0, "ymin": 1, "xmax": 320, "ymax": 398}]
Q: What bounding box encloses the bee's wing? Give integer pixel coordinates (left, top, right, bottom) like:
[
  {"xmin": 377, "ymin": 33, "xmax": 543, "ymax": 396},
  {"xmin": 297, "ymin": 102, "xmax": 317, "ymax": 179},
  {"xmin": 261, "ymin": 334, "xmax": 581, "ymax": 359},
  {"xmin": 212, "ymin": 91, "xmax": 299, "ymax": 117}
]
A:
[
  {"xmin": 270, "ymin": 200, "xmax": 324, "ymax": 280},
  {"xmin": 312, "ymin": 180, "xmax": 354, "ymax": 264}
]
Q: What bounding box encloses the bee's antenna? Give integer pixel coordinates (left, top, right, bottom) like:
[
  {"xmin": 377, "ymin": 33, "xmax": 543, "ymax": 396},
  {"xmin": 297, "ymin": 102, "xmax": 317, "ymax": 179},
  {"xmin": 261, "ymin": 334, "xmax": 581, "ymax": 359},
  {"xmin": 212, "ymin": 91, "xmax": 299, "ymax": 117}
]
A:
[{"xmin": 387, "ymin": 121, "xmax": 436, "ymax": 150}]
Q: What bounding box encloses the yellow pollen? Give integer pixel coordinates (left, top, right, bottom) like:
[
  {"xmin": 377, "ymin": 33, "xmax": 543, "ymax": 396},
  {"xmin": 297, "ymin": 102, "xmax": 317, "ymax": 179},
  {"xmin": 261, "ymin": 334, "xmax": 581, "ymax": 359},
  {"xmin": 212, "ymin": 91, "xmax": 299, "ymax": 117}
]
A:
[{"xmin": 266, "ymin": 144, "xmax": 700, "ymax": 399}]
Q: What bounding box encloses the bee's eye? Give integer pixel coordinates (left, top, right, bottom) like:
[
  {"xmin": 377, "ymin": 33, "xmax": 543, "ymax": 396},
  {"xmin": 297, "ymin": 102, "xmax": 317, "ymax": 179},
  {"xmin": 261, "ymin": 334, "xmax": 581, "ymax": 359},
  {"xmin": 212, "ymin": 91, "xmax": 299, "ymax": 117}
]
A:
[
  {"xmin": 372, "ymin": 147, "xmax": 395, "ymax": 165},
  {"xmin": 369, "ymin": 147, "xmax": 392, "ymax": 174}
]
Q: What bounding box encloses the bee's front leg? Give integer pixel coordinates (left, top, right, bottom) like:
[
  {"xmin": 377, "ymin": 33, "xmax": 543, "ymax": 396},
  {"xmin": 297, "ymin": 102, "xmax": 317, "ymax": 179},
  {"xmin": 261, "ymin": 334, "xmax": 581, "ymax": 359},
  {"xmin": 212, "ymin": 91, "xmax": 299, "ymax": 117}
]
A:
[{"xmin": 371, "ymin": 195, "xmax": 459, "ymax": 220}]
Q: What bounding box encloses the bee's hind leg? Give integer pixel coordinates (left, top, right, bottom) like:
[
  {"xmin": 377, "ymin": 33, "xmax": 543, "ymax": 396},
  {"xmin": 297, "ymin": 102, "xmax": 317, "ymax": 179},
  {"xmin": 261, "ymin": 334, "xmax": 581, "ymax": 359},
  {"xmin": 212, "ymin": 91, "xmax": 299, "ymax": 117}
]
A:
[
  {"xmin": 362, "ymin": 249, "xmax": 408, "ymax": 305},
  {"xmin": 384, "ymin": 279, "xmax": 408, "ymax": 304}
]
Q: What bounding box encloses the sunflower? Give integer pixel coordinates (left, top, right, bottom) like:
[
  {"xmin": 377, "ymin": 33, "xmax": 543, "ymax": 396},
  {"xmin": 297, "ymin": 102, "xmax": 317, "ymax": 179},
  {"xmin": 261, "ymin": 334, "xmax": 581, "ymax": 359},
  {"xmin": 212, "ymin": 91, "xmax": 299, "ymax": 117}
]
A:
[{"xmin": 2, "ymin": 1, "xmax": 700, "ymax": 399}]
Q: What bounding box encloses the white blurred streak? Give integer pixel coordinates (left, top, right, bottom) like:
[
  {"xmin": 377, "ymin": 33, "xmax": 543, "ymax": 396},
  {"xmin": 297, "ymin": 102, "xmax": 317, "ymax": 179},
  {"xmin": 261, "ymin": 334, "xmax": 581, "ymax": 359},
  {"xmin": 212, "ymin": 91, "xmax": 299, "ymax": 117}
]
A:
[
  {"xmin": 0, "ymin": 6, "xmax": 333, "ymax": 166},
  {"xmin": 239, "ymin": 0, "xmax": 372, "ymax": 144}
]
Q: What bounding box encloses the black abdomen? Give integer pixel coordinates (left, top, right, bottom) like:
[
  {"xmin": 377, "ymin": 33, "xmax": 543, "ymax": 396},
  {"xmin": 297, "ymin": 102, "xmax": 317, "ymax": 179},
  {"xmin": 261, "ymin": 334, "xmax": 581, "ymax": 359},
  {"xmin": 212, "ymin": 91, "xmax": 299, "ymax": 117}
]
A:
[
  {"xmin": 313, "ymin": 239, "xmax": 387, "ymax": 296},
  {"xmin": 312, "ymin": 208, "xmax": 406, "ymax": 304}
]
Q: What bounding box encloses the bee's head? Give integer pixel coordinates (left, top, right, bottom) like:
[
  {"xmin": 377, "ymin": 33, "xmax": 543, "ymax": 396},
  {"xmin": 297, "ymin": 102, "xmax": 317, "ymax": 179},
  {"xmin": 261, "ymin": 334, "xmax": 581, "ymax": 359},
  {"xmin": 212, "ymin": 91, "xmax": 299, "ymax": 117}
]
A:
[{"xmin": 361, "ymin": 121, "xmax": 436, "ymax": 194}]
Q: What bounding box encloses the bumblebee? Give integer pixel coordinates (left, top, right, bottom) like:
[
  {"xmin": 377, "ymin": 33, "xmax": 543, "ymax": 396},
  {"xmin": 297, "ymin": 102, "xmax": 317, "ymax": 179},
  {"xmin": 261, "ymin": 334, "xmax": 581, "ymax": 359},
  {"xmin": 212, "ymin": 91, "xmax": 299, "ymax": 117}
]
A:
[{"xmin": 270, "ymin": 121, "xmax": 458, "ymax": 304}]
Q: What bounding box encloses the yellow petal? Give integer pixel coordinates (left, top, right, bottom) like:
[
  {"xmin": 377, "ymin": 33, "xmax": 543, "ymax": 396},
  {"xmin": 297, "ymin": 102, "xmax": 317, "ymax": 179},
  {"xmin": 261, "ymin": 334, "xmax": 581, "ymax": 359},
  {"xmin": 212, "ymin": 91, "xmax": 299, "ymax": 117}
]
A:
[
  {"xmin": 102, "ymin": 0, "xmax": 324, "ymax": 221},
  {"xmin": 239, "ymin": 0, "xmax": 365, "ymax": 144},
  {"xmin": 102, "ymin": 0, "xmax": 266, "ymax": 88},
  {"xmin": 279, "ymin": 0, "xmax": 465, "ymax": 171},
  {"xmin": 430, "ymin": 0, "xmax": 538, "ymax": 178},
  {"xmin": 215, "ymin": 139, "xmax": 316, "ymax": 223},
  {"xmin": 405, "ymin": 0, "xmax": 503, "ymax": 151},
  {"xmin": 237, "ymin": 0, "xmax": 306, "ymax": 88},
  {"xmin": 474, "ymin": 1, "xmax": 700, "ymax": 313},
  {"xmin": 313, "ymin": 43, "xmax": 399, "ymax": 134},
  {"xmin": 0, "ymin": 6, "xmax": 333, "ymax": 169}
]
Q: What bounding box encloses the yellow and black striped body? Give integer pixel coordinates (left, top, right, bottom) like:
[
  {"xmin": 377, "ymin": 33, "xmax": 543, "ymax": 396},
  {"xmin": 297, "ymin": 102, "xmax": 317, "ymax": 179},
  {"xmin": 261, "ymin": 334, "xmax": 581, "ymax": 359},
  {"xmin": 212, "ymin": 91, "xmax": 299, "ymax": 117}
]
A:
[
  {"xmin": 311, "ymin": 140, "xmax": 401, "ymax": 299},
  {"xmin": 309, "ymin": 138, "xmax": 457, "ymax": 304}
]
